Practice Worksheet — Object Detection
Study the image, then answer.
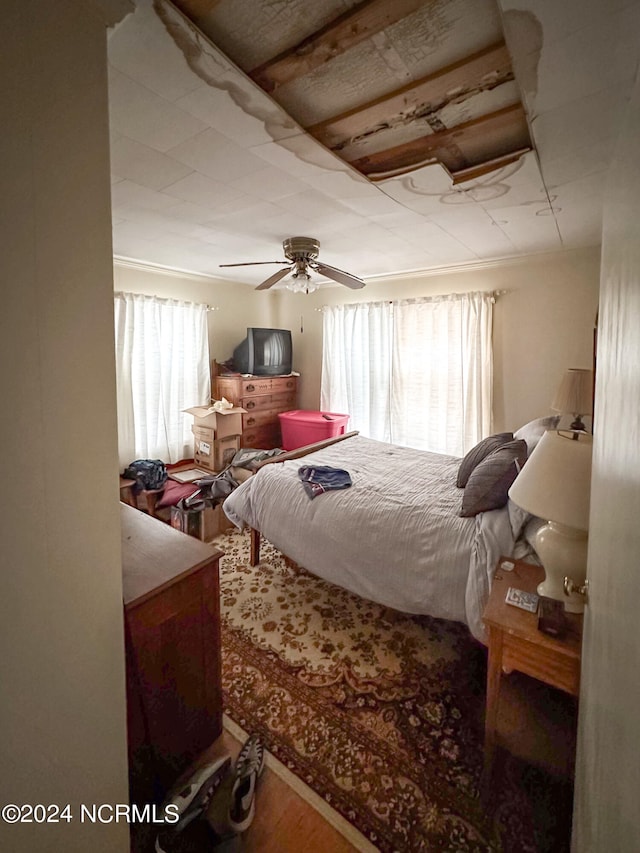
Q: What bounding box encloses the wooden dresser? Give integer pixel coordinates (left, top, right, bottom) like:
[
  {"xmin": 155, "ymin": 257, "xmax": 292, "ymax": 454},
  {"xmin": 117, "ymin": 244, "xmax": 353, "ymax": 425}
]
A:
[
  {"xmin": 216, "ymin": 373, "xmax": 297, "ymax": 449},
  {"xmin": 121, "ymin": 504, "xmax": 224, "ymax": 805}
]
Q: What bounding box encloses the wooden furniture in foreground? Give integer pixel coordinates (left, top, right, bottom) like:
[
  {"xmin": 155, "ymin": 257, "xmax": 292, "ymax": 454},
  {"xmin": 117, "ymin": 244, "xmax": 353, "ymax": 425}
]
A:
[
  {"xmin": 119, "ymin": 476, "xmax": 137, "ymax": 507},
  {"xmin": 119, "ymin": 476, "xmax": 164, "ymax": 516},
  {"xmin": 216, "ymin": 372, "xmax": 298, "ymax": 449},
  {"xmin": 121, "ymin": 503, "xmax": 224, "ymax": 805},
  {"xmin": 482, "ymin": 557, "xmax": 582, "ymax": 787}
]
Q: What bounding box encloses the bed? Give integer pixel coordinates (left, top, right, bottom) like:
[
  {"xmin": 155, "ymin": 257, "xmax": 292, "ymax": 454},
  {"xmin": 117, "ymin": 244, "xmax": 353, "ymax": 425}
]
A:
[{"xmin": 223, "ymin": 431, "xmax": 529, "ymax": 643}]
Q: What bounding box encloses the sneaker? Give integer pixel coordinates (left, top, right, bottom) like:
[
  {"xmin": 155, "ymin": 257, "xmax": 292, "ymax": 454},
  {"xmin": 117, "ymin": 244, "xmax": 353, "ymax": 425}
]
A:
[
  {"xmin": 228, "ymin": 734, "xmax": 265, "ymax": 833},
  {"xmin": 156, "ymin": 755, "xmax": 231, "ymax": 851}
]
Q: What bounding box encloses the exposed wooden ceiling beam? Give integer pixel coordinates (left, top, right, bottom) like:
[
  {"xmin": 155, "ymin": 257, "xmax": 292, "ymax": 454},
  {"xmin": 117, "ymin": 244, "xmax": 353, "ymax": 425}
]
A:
[
  {"xmin": 248, "ymin": 0, "xmax": 431, "ymax": 93},
  {"xmin": 307, "ymin": 41, "xmax": 514, "ymax": 151},
  {"xmin": 448, "ymin": 150, "xmax": 529, "ymax": 184},
  {"xmin": 349, "ymin": 103, "xmax": 530, "ymax": 180}
]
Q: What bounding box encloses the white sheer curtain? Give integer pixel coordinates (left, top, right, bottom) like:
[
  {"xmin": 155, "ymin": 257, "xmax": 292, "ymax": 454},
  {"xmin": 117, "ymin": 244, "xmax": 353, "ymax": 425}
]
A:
[
  {"xmin": 114, "ymin": 292, "xmax": 210, "ymax": 468},
  {"xmin": 320, "ymin": 301, "xmax": 393, "ymax": 442},
  {"xmin": 321, "ymin": 292, "xmax": 493, "ymax": 456}
]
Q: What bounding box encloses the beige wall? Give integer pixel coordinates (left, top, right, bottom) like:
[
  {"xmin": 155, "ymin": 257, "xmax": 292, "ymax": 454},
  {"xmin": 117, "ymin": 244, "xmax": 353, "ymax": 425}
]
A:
[
  {"xmin": 116, "ymin": 251, "xmax": 599, "ymax": 434},
  {"xmin": 271, "ymin": 246, "xmax": 600, "ymax": 433},
  {"xmin": 0, "ymin": 2, "xmax": 129, "ymax": 851},
  {"xmin": 113, "ymin": 262, "xmax": 277, "ymax": 370}
]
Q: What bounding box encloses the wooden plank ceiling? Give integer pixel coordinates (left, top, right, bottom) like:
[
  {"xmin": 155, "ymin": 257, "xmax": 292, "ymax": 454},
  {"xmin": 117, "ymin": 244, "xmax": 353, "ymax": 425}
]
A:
[{"xmin": 171, "ymin": 0, "xmax": 532, "ymax": 184}]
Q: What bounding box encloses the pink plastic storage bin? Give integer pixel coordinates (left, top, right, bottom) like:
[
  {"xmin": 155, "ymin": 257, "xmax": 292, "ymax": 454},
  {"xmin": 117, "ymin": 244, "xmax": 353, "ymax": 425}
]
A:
[{"xmin": 278, "ymin": 410, "xmax": 350, "ymax": 451}]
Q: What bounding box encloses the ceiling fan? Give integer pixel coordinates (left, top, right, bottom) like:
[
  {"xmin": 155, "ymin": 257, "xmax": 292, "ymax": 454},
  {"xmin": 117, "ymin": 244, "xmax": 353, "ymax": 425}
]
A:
[{"xmin": 219, "ymin": 237, "xmax": 365, "ymax": 292}]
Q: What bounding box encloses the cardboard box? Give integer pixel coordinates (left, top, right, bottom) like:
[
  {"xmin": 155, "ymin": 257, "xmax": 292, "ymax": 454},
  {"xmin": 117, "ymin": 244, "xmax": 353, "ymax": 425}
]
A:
[
  {"xmin": 205, "ymin": 503, "xmax": 234, "ymax": 541},
  {"xmin": 192, "ymin": 425, "xmax": 214, "ymax": 469},
  {"xmin": 192, "ymin": 426, "xmax": 240, "ymax": 472},
  {"xmin": 170, "ymin": 502, "xmax": 234, "ymax": 542},
  {"xmin": 183, "ymin": 405, "xmax": 245, "ymax": 439}
]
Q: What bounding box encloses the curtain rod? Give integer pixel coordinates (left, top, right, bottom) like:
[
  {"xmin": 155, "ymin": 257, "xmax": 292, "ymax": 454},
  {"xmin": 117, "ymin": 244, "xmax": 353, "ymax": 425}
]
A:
[
  {"xmin": 314, "ymin": 289, "xmax": 507, "ymax": 310},
  {"xmin": 114, "ymin": 291, "xmax": 219, "ymax": 311}
]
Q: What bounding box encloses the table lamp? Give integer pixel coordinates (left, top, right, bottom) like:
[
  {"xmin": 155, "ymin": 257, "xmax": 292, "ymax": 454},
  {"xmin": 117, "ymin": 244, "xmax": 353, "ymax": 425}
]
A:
[
  {"xmin": 551, "ymin": 368, "xmax": 593, "ymax": 432},
  {"xmin": 508, "ymin": 430, "xmax": 593, "ymax": 612}
]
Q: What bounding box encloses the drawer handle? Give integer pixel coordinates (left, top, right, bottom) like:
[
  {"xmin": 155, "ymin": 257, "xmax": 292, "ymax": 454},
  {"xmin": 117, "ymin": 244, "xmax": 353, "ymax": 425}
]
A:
[
  {"xmin": 245, "ymin": 433, "xmax": 256, "ymax": 442},
  {"xmin": 246, "ymin": 384, "xmax": 255, "ymax": 392},
  {"xmin": 286, "ymin": 380, "xmax": 293, "ymax": 388},
  {"xmin": 246, "ymin": 400, "xmax": 256, "ymax": 409},
  {"xmin": 246, "ymin": 417, "xmax": 256, "ymax": 426}
]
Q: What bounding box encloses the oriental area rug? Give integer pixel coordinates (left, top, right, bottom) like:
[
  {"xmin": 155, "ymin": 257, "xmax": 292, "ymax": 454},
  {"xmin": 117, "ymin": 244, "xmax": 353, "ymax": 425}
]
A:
[{"xmin": 214, "ymin": 529, "xmax": 571, "ymax": 853}]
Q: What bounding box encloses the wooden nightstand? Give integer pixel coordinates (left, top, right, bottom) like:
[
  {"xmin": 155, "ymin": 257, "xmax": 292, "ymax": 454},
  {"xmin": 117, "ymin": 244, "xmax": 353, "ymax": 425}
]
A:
[{"xmin": 482, "ymin": 557, "xmax": 583, "ymax": 787}]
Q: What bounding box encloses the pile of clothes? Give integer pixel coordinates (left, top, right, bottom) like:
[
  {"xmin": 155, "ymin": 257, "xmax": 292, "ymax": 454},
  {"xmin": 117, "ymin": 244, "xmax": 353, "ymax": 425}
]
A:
[{"xmin": 176, "ymin": 468, "xmax": 239, "ymax": 513}]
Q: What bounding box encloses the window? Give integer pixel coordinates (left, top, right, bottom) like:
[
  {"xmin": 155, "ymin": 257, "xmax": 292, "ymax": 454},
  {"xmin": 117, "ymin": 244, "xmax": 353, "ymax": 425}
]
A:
[
  {"xmin": 114, "ymin": 292, "xmax": 210, "ymax": 468},
  {"xmin": 321, "ymin": 292, "xmax": 493, "ymax": 456}
]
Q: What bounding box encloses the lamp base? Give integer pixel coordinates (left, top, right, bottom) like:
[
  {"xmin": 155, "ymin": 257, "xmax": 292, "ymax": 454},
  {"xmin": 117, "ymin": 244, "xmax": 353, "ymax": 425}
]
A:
[{"xmin": 534, "ymin": 521, "xmax": 588, "ymax": 614}]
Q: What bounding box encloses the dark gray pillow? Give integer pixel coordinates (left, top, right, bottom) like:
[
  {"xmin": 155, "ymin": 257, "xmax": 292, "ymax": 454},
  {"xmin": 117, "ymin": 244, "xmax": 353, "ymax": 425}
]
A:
[
  {"xmin": 460, "ymin": 439, "xmax": 528, "ymax": 517},
  {"xmin": 456, "ymin": 432, "xmax": 514, "ymax": 488}
]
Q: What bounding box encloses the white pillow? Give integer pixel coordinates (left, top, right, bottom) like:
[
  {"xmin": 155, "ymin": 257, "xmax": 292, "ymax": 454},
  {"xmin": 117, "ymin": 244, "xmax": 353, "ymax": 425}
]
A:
[
  {"xmin": 513, "ymin": 415, "xmax": 561, "ymax": 456},
  {"xmin": 507, "ymin": 498, "xmax": 530, "ymax": 540},
  {"xmin": 512, "ymin": 516, "xmax": 544, "ymax": 564}
]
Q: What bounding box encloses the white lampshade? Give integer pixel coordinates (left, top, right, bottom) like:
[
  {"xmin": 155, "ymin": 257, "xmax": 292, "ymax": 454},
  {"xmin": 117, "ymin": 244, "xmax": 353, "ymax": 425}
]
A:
[
  {"xmin": 508, "ymin": 430, "xmax": 593, "ymax": 612},
  {"xmin": 551, "ymin": 368, "xmax": 593, "ymax": 419},
  {"xmin": 509, "ymin": 430, "xmax": 592, "ymax": 530}
]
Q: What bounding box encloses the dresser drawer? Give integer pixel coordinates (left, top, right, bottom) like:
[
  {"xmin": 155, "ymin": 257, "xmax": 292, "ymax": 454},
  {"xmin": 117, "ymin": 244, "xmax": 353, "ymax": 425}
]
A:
[
  {"xmin": 242, "ymin": 424, "xmax": 281, "ymax": 449},
  {"xmin": 272, "ymin": 391, "xmax": 296, "ymax": 409},
  {"xmin": 239, "ymin": 377, "xmax": 296, "ymax": 395},
  {"xmin": 241, "ymin": 391, "xmax": 296, "ymax": 412},
  {"xmin": 270, "ymin": 376, "xmax": 296, "ymax": 393},
  {"xmin": 240, "ymin": 378, "xmax": 275, "ymax": 395},
  {"xmin": 243, "ymin": 410, "xmax": 277, "ymax": 430},
  {"xmin": 217, "ymin": 375, "xmax": 296, "ymax": 400}
]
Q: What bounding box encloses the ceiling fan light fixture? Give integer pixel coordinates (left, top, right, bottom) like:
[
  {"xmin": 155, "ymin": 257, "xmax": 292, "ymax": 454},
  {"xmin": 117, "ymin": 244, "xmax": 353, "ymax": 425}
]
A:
[
  {"xmin": 287, "ymin": 270, "xmax": 318, "ymax": 295},
  {"xmin": 221, "ymin": 236, "xmax": 364, "ymax": 291}
]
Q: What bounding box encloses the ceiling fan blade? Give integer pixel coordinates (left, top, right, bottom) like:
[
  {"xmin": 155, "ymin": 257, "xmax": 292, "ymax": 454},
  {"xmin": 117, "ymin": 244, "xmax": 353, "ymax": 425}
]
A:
[
  {"xmin": 219, "ymin": 260, "xmax": 289, "ymax": 267},
  {"xmin": 256, "ymin": 266, "xmax": 293, "ymax": 290},
  {"xmin": 312, "ymin": 261, "xmax": 365, "ymax": 289}
]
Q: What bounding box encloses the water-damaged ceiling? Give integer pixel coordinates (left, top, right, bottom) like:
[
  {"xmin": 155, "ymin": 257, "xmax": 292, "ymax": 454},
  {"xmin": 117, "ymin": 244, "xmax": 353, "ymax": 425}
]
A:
[
  {"xmin": 175, "ymin": 0, "xmax": 531, "ymax": 184},
  {"xmin": 108, "ymin": 0, "xmax": 640, "ymax": 287}
]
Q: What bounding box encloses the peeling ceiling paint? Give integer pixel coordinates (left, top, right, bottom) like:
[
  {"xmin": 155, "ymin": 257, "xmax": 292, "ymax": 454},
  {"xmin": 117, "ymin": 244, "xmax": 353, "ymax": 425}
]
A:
[
  {"xmin": 154, "ymin": 1, "xmax": 299, "ymax": 144},
  {"xmin": 106, "ymin": 0, "xmax": 640, "ymax": 284},
  {"xmin": 170, "ymin": 0, "xmax": 531, "ymax": 180}
]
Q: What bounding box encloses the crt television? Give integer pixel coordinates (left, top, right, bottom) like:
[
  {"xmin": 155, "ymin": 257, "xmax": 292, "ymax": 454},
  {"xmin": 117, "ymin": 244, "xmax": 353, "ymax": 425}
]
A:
[{"xmin": 232, "ymin": 328, "xmax": 293, "ymax": 376}]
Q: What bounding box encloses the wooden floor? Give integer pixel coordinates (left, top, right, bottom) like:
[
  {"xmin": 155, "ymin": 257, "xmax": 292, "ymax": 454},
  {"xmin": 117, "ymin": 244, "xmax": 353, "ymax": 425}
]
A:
[
  {"xmin": 134, "ymin": 730, "xmax": 360, "ymax": 852},
  {"xmin": 203, "ymin": 730, "xmax": 359, "ymax": 852},
  {"xmin": 131, "ymin": 729, "xmax": 361, "ymax": 853}
]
